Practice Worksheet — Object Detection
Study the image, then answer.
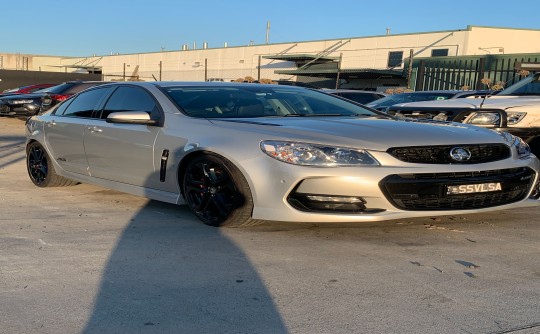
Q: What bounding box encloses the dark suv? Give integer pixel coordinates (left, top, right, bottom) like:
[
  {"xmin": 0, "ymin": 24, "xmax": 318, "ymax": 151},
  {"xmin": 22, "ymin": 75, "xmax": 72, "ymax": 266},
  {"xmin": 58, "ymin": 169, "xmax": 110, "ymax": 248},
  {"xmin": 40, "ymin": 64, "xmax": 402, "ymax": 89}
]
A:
[
  {"xmin": 0, "ymin": 81, "xmax": 107, "ymax": 117},
  {"xmin": 323, "ymin": 89, "xmax": 386, "ymax": 105}
]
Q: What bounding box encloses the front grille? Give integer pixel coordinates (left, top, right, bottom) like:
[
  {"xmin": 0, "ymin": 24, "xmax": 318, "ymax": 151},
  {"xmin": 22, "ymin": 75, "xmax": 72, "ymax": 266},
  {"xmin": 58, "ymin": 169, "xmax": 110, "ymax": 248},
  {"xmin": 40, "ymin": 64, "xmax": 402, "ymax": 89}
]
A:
[
  {"xmin": 387, "ymin": 144, "xmax": 510, "ymax": 164},
  {"xmin": 380, "ymin": 167, "xmax": 535, "ymax": 210}
]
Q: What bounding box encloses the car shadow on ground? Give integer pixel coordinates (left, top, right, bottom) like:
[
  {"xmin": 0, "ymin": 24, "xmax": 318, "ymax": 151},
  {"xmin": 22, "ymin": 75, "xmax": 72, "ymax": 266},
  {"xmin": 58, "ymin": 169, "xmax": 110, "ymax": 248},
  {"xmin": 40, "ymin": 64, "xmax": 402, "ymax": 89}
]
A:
[
  {"xmin": 82, "ymin": 200, "xmax": 288, "ymax": 333},
  {"xmin": 0, "ymin": 134, "xmax": 26, "ymax": 169}
]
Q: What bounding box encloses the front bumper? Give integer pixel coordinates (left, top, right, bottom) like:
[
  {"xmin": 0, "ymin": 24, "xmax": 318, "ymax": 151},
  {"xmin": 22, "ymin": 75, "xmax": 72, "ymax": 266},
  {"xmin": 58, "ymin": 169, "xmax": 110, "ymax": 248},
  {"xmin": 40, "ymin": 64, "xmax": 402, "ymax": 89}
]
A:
[
  {"xmin": 0, "ymin": 103, "xmax": 39, "ymax": 116},
  {"xmin": 247, "ymin": 154, "xmax": 540, "ymax": 223}
]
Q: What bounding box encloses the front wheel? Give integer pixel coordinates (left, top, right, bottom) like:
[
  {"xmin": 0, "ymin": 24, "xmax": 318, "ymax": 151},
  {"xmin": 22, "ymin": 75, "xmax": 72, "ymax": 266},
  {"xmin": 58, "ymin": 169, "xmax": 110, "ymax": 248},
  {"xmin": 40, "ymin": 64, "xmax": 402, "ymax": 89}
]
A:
[
  {"xmin": 26, "ymin": 142, "xmax": 77, "ymax": 187},
  {"xmin": 529, "ymin": 137, "xmax": 540, "ymax": 158},
  {"xmin": 182, "ymin": 154, "xmax": 260, "ymax": 227}
]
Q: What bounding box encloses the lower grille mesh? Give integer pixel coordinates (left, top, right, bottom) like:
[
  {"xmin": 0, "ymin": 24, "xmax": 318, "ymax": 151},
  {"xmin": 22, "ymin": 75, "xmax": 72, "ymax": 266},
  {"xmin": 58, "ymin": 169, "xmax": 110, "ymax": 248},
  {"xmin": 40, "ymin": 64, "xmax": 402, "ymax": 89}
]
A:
[{"xmin": 381, "ymin": 168, "xmax": 534, "ymax": 210}]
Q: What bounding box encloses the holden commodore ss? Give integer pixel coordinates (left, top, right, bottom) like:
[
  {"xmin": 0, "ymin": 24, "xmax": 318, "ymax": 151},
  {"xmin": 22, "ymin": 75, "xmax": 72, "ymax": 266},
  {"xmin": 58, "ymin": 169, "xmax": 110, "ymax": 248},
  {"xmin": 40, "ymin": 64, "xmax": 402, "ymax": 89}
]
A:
[{"xmin": 25, "ymin": 82, "xmax": 540, "ymax": 227}]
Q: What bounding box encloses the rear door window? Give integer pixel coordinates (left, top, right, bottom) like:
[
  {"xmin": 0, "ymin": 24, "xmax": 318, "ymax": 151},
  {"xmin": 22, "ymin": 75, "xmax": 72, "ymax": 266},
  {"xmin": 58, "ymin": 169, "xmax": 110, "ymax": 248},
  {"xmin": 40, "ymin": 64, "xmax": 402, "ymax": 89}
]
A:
[{"xmin": 59, "ymin": 87, "xmax": 111, "ymax": 118}]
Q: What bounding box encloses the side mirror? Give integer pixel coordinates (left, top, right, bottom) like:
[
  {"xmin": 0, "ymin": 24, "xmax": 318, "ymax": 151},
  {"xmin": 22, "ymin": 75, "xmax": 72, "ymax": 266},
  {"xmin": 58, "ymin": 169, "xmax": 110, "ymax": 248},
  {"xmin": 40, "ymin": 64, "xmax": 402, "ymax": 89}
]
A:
[{"xmin": 106, "ymin": 111, "xmax": 158, "ymax": 126}]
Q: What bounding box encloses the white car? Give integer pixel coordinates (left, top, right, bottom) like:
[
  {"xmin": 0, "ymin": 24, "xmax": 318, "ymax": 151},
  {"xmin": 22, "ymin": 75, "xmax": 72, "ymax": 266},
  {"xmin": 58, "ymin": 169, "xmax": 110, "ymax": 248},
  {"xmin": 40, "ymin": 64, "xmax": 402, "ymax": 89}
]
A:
[{"xmin": 387, "ymin": 73, "xmax": 540, "ymax": 157}]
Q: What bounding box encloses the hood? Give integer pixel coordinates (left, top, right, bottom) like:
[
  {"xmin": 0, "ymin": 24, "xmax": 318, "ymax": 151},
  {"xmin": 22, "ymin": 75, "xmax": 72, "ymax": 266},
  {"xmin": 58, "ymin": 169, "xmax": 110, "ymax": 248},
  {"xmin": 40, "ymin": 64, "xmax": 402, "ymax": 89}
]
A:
[
  {"xmin": 0, "ymin": 92, "xmax": 45, "ymax": 101},
  {"xmin": 392, "ymin": 95, "xmax": 540, "ymax": 110},
  {"xmin": 209, "ymin": 116, "xmax": 505, "ymax": 151}
]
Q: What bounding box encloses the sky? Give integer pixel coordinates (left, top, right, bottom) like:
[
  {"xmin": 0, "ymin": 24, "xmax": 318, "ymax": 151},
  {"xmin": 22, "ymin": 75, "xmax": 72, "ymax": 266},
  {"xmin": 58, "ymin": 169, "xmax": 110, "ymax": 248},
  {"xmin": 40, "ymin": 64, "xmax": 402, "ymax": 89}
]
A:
[{"xmin": 1, "ymin": 0, "xmax": 539, "ymax": 57}]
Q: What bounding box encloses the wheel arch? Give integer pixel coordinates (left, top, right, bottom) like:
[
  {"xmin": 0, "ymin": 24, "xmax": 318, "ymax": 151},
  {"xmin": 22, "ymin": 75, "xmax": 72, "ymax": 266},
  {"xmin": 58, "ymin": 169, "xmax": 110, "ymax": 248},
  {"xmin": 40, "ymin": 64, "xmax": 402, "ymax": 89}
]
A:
[
  {"xmin": 25, "ymin": 138, "xmax": 39, "ymax": 148},
  {"xmin": 176, "ymin": 149, "xmax": 254, "ymax": 198}
]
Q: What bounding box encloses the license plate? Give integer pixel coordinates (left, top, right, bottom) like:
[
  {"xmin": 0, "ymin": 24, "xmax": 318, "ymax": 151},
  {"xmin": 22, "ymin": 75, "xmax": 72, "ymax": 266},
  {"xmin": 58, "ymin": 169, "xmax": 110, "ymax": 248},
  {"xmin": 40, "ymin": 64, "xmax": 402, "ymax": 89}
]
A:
[{"xmin": 446, "ymin": 182, "xmax": 502, "ymax": 195}]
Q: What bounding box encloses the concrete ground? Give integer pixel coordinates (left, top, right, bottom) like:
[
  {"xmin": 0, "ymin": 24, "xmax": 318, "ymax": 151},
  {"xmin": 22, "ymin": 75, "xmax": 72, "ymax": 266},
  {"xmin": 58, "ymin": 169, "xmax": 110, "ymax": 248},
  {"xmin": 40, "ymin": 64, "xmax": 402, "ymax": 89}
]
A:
[{"xmin": 1, "ymin": 117, "xmax": 539, "ymax": 334}]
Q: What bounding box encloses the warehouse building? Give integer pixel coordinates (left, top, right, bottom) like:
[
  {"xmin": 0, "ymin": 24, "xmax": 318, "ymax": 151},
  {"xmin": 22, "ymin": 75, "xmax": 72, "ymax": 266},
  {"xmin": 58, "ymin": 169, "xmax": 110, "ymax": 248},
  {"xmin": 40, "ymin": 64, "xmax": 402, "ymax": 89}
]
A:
[{"xmin": 1, "ymin": 25, "xmax": 540, "ymax": 91}]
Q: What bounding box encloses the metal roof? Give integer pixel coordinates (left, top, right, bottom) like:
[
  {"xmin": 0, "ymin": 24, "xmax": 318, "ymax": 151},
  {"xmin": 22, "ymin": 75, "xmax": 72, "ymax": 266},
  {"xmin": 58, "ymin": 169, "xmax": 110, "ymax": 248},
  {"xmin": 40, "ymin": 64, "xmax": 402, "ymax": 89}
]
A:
[
  {"xmin": 263, "ymin": 54, "xmax": 337, "ymax": 62},
  {"xmin": 275, "ymin": 68, "xmax": 406, "ymax": 79}
]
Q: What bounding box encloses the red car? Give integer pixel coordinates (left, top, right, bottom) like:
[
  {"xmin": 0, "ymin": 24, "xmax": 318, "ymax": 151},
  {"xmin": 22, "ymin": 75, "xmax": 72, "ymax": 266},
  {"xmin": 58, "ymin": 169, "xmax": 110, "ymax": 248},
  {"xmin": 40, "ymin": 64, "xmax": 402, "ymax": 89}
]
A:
[{"xmin": 1, "ymin": 84, "xmax": 56, "ymax": 97}]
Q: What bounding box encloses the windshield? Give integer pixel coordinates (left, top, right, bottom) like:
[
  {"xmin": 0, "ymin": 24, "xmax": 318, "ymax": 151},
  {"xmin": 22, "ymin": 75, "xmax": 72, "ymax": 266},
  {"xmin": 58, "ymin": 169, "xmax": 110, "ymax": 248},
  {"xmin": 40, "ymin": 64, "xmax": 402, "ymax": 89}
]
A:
[
  {"xmin": 163, "ymin": 85, "xmax": 381, "ymax": 118},
  {"xmin": 367, "ymin": 92, "xmax": 455, "ymax": 108},
  {"xmin": 498, "ymin": 73, "xmax": 540, "ymax": 96},
  {"xmin": 3, "ymin": 86, "xmax": 28, "ymax": 93},
  {"xmin": 36, "ymin": 83, "xmax": 73, "ymax": 94}
]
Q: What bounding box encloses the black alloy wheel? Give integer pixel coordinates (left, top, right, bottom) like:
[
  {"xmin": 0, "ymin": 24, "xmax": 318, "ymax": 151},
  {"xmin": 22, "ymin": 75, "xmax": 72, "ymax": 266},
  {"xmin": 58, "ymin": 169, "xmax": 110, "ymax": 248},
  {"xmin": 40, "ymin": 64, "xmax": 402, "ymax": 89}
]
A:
[
  {"xmin": 26, "ymin": 142, "xmax": 77, "ymax": 187},
  {"xmin": 182, "ymin": 154, "xmax": 257, "ymax": 227},
  {"xmin": 27, "ymin": 143, "xmax": 49, "ymax": 186}
]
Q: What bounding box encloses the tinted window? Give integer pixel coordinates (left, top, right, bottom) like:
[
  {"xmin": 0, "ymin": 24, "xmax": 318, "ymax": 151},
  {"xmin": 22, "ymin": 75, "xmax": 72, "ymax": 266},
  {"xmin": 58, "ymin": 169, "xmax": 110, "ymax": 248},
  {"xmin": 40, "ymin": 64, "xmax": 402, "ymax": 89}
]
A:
[
  {"xmin": 388, "ymin": 51, "xmax": 403, "ymax": 67},
  {"xmin": 336, "ymin": 92, "xmax": 381, "ymax": 104},
  {"xmin": 499, "ymin": 73, "xmax": 540, "ymax": 96},
  {"xmin": 52, "ymin": 99, "xmax": 73, "ymax": 116},
  {"xmin": 101, "ymin": 86, "xmax": 158, "ymax": 119},
  {"xmin": 431, "ymin": 49, "xmax": 449, "ymax": 57},
  {"xmin": 61, "ymin": 87, "xmax": 110, "ymax": 118}
]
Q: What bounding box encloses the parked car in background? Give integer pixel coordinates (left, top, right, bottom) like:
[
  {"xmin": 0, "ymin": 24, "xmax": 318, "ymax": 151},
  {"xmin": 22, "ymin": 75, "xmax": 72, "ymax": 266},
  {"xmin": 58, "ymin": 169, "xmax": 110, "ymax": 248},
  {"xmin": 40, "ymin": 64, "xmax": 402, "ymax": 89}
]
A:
[
  {"xmin": 386, "ymin": 73, "xmax": 540, "ymax": 156},
  {"xmin": 365, "ymin": 90, "xmax": 492, "ymax": 111},
  {"xmin": 0, "ymin": 84, "xmax": 56, "ymax": 97},
  {"xmin": 323, "ymin": 89, "xmax": 386, "ymax": 105},
  {"xmin": 0, "ymin": 81, "xmax": 107, "ymax": 117},
  {"xmin": 40, "ymin": 81, "xmax": 109, "ymax": 112},
  {"xmin": 0, "ymin": 92, "xmax": 46, "ymax": 116},
  {"xmin": 25, "ymin": 82, "xmax": 540, "ymax": 227},
  {"xmin": 274, "ymin": 80, "xmax": 320, "ymax": 89}
]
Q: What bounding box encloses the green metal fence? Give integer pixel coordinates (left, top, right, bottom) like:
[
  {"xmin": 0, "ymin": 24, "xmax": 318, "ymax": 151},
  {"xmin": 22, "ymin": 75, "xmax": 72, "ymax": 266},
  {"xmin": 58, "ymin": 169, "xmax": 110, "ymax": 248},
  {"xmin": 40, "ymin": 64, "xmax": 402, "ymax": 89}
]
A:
[{"xmin": 409, "ymin": 53, "xmax": 540, "ymax": 91}]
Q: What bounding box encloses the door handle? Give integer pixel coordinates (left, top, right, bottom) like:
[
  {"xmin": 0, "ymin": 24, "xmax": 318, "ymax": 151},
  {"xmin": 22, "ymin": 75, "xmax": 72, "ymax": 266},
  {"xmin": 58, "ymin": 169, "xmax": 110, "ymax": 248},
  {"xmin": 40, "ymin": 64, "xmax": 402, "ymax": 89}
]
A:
[{"xmin": 87, "ymin": 126, "xmax": 103, "ymax": 133}]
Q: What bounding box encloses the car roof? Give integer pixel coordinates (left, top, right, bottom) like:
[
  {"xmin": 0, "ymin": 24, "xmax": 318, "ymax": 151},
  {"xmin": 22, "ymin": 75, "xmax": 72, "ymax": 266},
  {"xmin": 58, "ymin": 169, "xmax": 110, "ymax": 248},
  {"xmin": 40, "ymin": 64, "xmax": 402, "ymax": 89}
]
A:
[{"xmin": 99, "ymin": 81, "xmax": 315, "ymax": 91}]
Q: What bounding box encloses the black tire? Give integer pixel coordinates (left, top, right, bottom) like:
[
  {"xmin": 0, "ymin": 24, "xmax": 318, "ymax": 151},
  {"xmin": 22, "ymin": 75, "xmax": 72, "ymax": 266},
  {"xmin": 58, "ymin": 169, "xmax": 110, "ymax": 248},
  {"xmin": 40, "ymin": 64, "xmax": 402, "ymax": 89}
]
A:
[
  {"xmin": 26, "ymin": 142, "xmax": 77, "ymax": 187},
  {"xmin": 182, "ymin": 153, "xmax": 261, "ymax": 227},
  {"xmin": 529, "ymin": 137, "xmax": 540, "ymax": 158}
]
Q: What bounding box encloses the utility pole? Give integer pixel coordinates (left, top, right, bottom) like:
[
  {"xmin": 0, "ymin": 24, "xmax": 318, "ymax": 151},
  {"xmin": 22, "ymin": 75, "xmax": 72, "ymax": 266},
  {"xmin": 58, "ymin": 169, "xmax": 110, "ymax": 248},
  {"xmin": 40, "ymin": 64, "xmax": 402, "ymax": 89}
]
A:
[
  {"xmin": 407, "ymin": 49, "xmax": 414, "ymax": 89},
  {"xmin": 257, "ymin": 55, "xmax": 261, "ymax": 81},
  {"xmin": 204, "ymin": 58, "xmax": 208, "ymax": 82},
  {"xmin": 335, "ymin": 53, "xmax": 343, "ymax": 89}
]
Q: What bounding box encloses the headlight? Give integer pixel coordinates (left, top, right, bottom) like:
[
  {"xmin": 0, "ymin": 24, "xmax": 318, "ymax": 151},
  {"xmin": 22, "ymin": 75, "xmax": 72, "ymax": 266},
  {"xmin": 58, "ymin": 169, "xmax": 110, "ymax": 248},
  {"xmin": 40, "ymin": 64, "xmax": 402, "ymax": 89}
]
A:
[
  {"xmin": 8, "ymin": 99, "xmax": 34, "ymax": 105},
  {"xmin": 468, "ymin": 111, "xmax": 526, "ymax": 125},
  {"xmin": 260, "ymin": 141, "xmax": 380, "ymax": 167},
  {"xmin": 500, "ymin": 132, "xmax": 531, "ymax": 159},
  {"xmin": 507, "ymin": 112, "xmax": 527, "ymax": 124},
  {"xmin": 432, "ymin": 113, "xmax": 448, "ymax": 121},
  {"xmin": 514, "ymin": 136, "xmax": 531, "ymax": 159}
]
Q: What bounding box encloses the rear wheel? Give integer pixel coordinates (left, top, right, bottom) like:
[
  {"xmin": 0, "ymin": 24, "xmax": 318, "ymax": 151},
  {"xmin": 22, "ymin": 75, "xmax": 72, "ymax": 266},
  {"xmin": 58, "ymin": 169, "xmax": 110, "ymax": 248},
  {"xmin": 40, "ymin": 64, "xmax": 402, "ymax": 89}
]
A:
[
  {"xmin": 182, "ymin": 154, "xmax": 261, "ymax": 227},
  {"xmin": 26, "ymin": 142, "xmax": 77, "ymax": 187}
]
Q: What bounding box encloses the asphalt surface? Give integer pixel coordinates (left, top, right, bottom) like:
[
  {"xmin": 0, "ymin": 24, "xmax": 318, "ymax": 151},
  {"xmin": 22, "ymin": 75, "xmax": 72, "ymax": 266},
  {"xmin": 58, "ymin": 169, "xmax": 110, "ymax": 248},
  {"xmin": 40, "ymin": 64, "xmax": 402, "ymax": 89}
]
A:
[{"xmin": 1, "ymin": 116, "xmax": 540, "ymax": 334}]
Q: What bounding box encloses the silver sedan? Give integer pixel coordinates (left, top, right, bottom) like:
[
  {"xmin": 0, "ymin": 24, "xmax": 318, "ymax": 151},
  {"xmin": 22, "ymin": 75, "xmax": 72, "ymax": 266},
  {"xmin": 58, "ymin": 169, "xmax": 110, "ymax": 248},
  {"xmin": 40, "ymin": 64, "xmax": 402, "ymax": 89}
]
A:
[{"xmin": 25, "ymin": 82, "xmax": 540, "ymax": 227}]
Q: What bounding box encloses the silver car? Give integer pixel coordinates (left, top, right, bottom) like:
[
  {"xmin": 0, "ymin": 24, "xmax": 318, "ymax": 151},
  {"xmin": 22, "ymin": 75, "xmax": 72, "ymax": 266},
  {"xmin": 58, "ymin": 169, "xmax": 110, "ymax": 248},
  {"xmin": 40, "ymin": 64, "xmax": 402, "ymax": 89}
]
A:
[{"xmin": 25, "ymin": 82, "xmax": 540, "ymax": 227}]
